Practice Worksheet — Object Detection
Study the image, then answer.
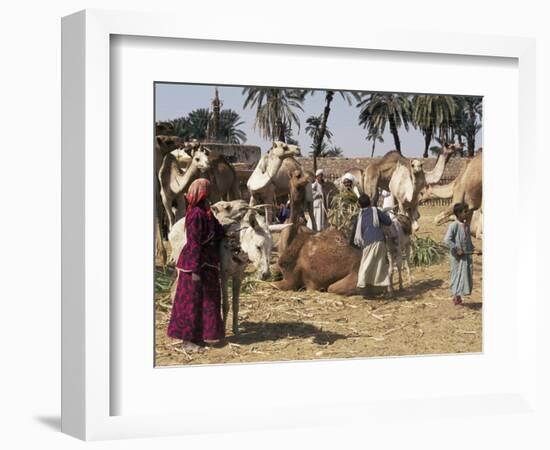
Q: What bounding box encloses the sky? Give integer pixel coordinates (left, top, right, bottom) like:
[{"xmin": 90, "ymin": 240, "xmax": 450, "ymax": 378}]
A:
[{"xmin": 155, "ymin": 83, "xmax": 483, "ymax": 158}]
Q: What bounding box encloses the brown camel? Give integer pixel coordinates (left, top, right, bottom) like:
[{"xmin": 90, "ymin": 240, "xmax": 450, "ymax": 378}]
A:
[
  {"xmin": 272, "ymin": 170, "xmax": 362, "ymax": 295},
  {"xmin": 419, "ymin": 151, "xmax": 482, "ymax": 225}
]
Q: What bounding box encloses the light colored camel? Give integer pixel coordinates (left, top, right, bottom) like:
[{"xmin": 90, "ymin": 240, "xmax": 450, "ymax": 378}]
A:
[
  {"xmin": 379, "ymin": 144, "xmax": 461, "ymax": 231},
  {"xmin": 159, "ymin": 142, "xmax": 241, "ymax": 229},
  {"xmin": 247, "ymin": 142, "xmax": 317, "ymax": 230},
  {"xmin": 422, "ymin": 152, "xmax": 483, "ymax": 226}
]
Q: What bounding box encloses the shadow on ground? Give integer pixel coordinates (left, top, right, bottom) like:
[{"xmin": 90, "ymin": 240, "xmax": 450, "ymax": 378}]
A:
[
  {"xmin": 462, "ymin": 302, "xmax": 482, "ymax": 311},
  {"xmin": 361, "ymin": 278, "xmax": 444, "ymax": 301},
  {"xmin": 231, "ymin": 321, "xmax": 346, "ymax": 346}
]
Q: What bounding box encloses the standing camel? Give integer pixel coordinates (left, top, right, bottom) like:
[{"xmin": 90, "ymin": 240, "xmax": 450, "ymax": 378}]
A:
[
  {"xmin": 247, "ymin": 142, "xmax": 317, "ymax": 230},
  {"xmin": 159, "ymin": 142, "xmax": 241, "ymax": 229}
]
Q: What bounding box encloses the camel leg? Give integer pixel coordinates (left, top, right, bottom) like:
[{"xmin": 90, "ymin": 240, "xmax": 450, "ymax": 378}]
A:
[
  {"xmin": 434, "ymin": 206, "xmax": 454, "ymax": 225},
  {"xmin": 232, "ymin": 276, "xmax": 242, "ymax": 336},
  {"xmin": 220, "ymin": 273, "xmax": 229, "ymax": 332},
  {"xmin": 155, "ymin": 217, "xmax": 167, "ymax": 269},
  {"xmin": 327, "ymin": 272, "xmax": 359, "ymax": 296},
  {"xmin": 160, "ymin": 189, "xmax": 175, "ymax": 229},
  {"xmin": 271, "ymin": 270, "xmax": 302, "ymax": 291},
  {"xmin": 175, "ymin": 194, "xmax": 187, "ymax": 223}
]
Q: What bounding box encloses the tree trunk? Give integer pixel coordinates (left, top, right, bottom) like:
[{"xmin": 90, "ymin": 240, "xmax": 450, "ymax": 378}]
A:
[
  {"xmin": 423, "ymin": 128, "xmax": 432, "ymax": 158},
  {"xmin": 389, "ymin": 116, "xmax": 401, "ymax": 153},
  {"xmin": 371, "ymin": 140, "xmax": 376, "ymax": 158},
  {"xmin": 313, "ymin": 91, "xmax": 334, "ymax": 174},
  {"xmin": 276, "ymin": 119, "xmax": 286, "ymax": 142},
  {"xmin": 467, "ymin": 134, "xmax": 475, "ymax": 157}
]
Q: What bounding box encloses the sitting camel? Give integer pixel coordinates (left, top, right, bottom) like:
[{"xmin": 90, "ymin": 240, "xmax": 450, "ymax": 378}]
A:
[
  {"xmin": 247, "ymin": 141, "xmax": 317, "ymax": 230},
  {"xmin": 168, "ymin": 200, "xmax": 285, "ymax": 335},
  {"xmin": 273, "ymin": 171, "xmax": 413, "ymax": 296}
]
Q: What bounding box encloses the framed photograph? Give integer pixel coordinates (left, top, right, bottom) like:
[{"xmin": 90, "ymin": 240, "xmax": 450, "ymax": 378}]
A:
[{"xmin": 62, "ymin": 9, "xmax": 540, "ymax": 442}]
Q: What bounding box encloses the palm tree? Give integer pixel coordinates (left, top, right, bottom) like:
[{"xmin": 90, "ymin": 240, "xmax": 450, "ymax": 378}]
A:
[
  {"xmin": 305, "ymin": 115, "xmax": 333, "ymax": 153},
  {"xmin": 366, "ymin": 128, "xmax": 384, "ymax": 157},
  {"xmin": 320, "ymin": 145, "xmax": 344, "ymax": 158},
  {"xmin": 462, "ymin": 96, "xmax": 482, "ymax": 157},
  {"xmin": 412, "ymin": 95, "xmax": 458, "ymax": 157},
  {"xmin": 307, "ymin": 90, "xmax": 361, "ymax": 172},
  {"xmin": 168, "ymin": 108, "xmax": 247, "ymax": 144},
  {"xmin": 218, "ymin": 109, "xmax": 247, "ymax": 144},
  {"xmin": 358, "ymin": 93, "xmax": 412, "ymax": 155},
  {"xmin": 184, "ymin": 108, "xmax": 211, "ymax": 140},
  {"xmin": 242, "ymin": 87, "xmax": 305, "ymax": 142}
]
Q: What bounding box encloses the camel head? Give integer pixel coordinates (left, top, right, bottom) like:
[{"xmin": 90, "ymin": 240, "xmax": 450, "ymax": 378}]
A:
[
  {"xmin": 183, "ymin": 142, "xmax": 214, "ymax": 173},
  {"xmin": 155, "ymin": 121, "xmax": 175, "ymax": 135},
  {"xmin": 411, "ymin": 159, "xmax": 424, "ymax": 174},
  {"xmin": 270, "ymin": 141, "xmax": 301, "ymax": 160},
  {"xmin": 156, "ymin": 135, "xmax": 183, "ymax": 151},
  {"xmin": 247, "ymin": 142, "xmax": 301, "ymax": 193},
  {"xmin": 211, "ymin": 200, "xmax": 250, "ymax": 224},
  {"xmin": 240, "ymin": 211, "xmax": 273, "ymax": 281},
  {"xmin": 442, "ymin": 142, "xmax": 464, "ymax": 157},
  {"xmin": 289, "ymin": 169, "xmax": 310, "ymax": 191}
]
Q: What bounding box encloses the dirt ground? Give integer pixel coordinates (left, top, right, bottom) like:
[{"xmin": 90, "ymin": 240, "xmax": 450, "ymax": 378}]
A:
[{"xmin": 154, "ymin": 206, "xmax": 482, "ymax": 366}]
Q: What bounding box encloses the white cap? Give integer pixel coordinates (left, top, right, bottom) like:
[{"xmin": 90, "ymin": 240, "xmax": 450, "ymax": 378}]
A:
[
  {"xmin": 315, "ymin": 169, "xmax": 324, "ymax": 176},
  {"xmin": 342, "ymin": 173, "xmax": 355, "ymax": 182}
]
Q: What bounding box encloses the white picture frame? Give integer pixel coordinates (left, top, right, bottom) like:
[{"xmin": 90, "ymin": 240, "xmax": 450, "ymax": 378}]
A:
[{"xmin": 61, "ymin": 9, "xmax": 542, "ymax": 442}]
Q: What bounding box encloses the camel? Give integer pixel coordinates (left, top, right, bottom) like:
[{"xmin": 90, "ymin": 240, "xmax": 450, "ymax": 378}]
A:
[
  {"xmin": 371, "ymin": 144, "xmax": 461, "ymax": 231},
  {"xmin": 272, "ymin": 169, "xmax": 361, "ymax": 295},
  {"xmin": 247, "ymin": 142, "xmax": 317, "ymax": 230},
  {"xmin": 272, "ymin": 172, "xmax": 414, "ymax": 296},
  {"xmin": 277, "ymin": 169, "xmax": 313, "ymax": 257},
  {"xmin": 419, "ymin": 152, "xmax": 482, "ymax": 226},
  {"xmin": 168, "ymin": 200, "xmax": 286, "ymax": 335},
  {"xmin": 159, "ymin": 142, "xmax": 241, "ymax": 229}
]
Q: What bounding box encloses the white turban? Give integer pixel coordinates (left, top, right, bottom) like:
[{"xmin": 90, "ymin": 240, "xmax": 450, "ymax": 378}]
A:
[
  {"xmin": 315, "ymin": 169, "xmax": 324, "ymax": 176},
  {"xmin": 342, "ymin": 173, "xmax": 355, "ymax": 182}
]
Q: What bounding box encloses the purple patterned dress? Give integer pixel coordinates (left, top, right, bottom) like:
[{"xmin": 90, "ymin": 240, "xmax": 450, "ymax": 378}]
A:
[{"xmin": 167, "ymin": 204, "xmax": 225, "ymax": 342}]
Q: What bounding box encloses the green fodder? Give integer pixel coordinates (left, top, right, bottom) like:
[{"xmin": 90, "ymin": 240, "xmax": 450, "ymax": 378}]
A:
[
  {"xmin": 155, "ymin": 268, "xmax": 176, "ymax": 293},
  {"xmin": 411, "ymin": 236, "xmax": 447, "ymax": 266},
  {"xmin": 327, "ymin": 190, "xmax": 359, "ymax": 236}
]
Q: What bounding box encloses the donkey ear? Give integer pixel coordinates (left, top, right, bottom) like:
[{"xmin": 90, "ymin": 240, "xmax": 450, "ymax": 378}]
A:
[
  {"xmin": 183, "ymin": 143, "xmax": 195, "ymax": 157},
  {"xmin": 247, "ymin": 211, "xmax": 259, "ymax": 229}
]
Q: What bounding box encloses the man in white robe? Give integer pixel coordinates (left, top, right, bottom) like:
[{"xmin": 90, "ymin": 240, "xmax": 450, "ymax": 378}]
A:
[{"xmin": 311, "ymin": 169, "xmax": 327, "ymax": 230}]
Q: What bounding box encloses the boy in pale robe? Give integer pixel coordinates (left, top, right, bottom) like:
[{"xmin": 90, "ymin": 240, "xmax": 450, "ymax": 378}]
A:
[{"xmin": 443, "ymin": 202, "xmax": 481, "ymax": 305}]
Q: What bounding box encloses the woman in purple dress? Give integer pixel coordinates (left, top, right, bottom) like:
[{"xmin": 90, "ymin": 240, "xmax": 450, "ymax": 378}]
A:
[{"xmin": 167, "ymin": 178, "xmax": 225, "ymax": 351}]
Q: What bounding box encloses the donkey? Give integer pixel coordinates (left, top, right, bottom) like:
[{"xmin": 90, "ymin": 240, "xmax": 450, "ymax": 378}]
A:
[
  {"xmin": 383, "ymin": 213, "xmax": 413, "ymax": 294},
  {"xmin": 168, "ymin": 200, "xmax": 286, "ymax": 335}
]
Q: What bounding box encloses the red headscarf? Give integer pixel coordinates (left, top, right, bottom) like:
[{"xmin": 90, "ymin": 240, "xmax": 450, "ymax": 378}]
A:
[{"xmin": 185, "ymin": 178, "xmax": 212, "ymax": 216}]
